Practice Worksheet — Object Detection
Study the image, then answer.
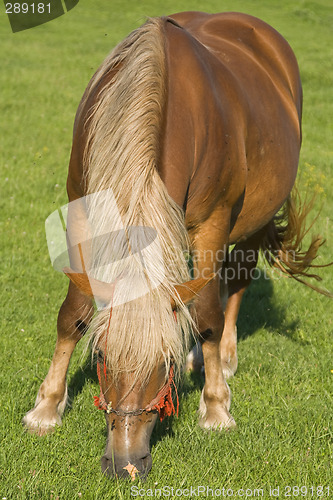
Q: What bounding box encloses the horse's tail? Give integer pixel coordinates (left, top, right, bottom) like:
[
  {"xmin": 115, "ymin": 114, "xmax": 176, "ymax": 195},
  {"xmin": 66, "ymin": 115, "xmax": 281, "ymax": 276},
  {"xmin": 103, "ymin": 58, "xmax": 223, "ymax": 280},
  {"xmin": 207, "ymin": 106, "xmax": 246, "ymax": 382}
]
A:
[{"xmin": 260, "ymin": 188, "xmax": 332, "ymax": 297}]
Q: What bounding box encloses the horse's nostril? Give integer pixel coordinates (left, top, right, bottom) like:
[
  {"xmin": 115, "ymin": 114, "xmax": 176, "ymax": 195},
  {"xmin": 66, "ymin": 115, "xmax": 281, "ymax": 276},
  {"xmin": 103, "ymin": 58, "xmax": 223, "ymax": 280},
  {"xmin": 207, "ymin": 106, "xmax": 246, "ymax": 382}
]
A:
[
  {"xmin": 141, "ymin": 453, "xmax": 152, "ymax": 473},
  {"xmin": 101, "ymin": 455, "xmax": 115, "ymax": 476}
]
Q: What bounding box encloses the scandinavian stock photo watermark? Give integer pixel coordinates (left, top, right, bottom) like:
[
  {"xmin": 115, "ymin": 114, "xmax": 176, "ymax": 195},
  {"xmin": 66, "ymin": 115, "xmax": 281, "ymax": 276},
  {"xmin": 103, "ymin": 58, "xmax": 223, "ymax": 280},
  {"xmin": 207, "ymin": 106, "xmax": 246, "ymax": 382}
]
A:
[
  {"xmin": 130, "ymin": 484, "xmax": 331, "ymax": 498},
  {"xmin": 45, "ymin": 189, "xmax": 292, "ymax": 308},
  {"xmin": 45, "ymin": 189, "xmax": 165, "ymax": 309}
]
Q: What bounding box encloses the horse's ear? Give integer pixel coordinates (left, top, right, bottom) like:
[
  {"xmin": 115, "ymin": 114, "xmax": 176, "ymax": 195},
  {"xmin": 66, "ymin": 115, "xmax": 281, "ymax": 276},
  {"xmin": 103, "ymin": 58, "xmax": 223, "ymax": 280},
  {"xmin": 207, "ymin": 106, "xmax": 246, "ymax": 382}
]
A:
[
  {"xmin": 171, "ymin": 273, "xmax": 216, "ymax": 309},
  {"xmin": 63, "ymin": 267, "xmax": 94, "ymax": 297},
  {"xmin": 64, "ymin": 267, "xmax": 216, "ymax": 306},
  {"xmin": 63, "ymin": 267, "xmax": 116, "ymax": 302}
]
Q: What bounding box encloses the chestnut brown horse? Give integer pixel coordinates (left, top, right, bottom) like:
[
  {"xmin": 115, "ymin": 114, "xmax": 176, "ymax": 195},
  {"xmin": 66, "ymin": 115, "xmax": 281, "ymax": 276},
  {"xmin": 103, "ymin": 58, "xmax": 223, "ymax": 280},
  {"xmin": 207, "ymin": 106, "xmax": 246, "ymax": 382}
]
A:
[{"xmin": 23, "ymin": 12, "xmax": 330, "ymax": 479}]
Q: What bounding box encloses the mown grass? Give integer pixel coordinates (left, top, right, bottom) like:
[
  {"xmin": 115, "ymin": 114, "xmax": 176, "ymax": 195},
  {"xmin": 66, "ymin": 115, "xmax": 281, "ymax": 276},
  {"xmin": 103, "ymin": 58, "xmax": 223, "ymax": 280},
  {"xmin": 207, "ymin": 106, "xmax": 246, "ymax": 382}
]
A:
[{"xmin": 0, "ymin": 0, "xmax": 332, "ymax": 498}]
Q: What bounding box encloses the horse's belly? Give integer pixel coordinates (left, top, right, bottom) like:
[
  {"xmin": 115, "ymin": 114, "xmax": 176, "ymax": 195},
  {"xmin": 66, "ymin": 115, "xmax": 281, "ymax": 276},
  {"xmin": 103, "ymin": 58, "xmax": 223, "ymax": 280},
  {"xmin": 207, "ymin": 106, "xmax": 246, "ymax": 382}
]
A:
[{"xmin": 229, "ymin": 144, "xmax": 299, "ymax": 243}]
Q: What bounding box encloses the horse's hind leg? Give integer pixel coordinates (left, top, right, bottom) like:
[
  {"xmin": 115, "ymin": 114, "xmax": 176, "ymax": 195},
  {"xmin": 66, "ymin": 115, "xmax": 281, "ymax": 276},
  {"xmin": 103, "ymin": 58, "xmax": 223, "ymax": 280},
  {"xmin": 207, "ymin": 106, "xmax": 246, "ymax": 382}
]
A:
[
  {"xmin": 186, "ymin": 235, "xmax": 261, "ymax": 377},
  {"xmin": 220, "ymin": 234, "xmax": 262, "ymax": 379},
  {"xmin": 23, "ymin": 282, "xmax": 93, "ymax": 435}
]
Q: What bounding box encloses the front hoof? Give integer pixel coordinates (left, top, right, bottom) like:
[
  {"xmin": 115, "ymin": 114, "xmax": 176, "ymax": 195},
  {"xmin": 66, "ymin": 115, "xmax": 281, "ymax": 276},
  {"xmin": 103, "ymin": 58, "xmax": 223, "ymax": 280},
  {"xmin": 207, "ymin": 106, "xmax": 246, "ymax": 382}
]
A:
[
  {"xmin": 199, "ymin": 410, "xmax": 237, "ymax": 431},
  {"xmin": 23, "ymin": 399, "xmax": 63, "ymax": 436},
  {"xmin": 23, "ymin": 403, "xmax": 62, "ymax": 436},
  {"xmin": 198, "ymin": 389, "xmax": 236, "ymax": 430}
]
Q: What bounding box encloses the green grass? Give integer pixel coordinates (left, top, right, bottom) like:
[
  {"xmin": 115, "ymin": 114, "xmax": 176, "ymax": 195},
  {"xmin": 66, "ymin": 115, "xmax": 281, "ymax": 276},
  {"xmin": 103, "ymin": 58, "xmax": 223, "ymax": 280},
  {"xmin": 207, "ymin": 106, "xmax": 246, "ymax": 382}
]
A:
[{"xmin": 0, "ymin": 0, "xmax": 332, "ymax": 498}]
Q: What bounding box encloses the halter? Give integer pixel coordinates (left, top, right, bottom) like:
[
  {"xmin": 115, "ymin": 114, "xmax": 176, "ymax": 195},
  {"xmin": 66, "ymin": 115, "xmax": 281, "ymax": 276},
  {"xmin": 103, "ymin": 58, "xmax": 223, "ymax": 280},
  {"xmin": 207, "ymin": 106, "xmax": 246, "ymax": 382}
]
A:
[
  {"xmin": 94, "ymin": 362, "xmax": 179, "ymax": 421},
  {"xmin": 73, "ymin": 239, "xmax": 182, "ymax": 421},
  {"xmin": 93, "ymin": 309, "xmax": 179, "ymax": 422}
]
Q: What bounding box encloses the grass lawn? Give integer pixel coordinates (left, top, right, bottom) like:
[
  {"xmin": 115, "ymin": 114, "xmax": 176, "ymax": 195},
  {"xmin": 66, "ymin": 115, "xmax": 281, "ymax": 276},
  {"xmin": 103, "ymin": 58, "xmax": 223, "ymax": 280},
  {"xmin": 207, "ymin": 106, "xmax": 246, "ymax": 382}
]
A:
[{"xmin": 0, "ymin": 0, "xmax": 332, "ymax": 498}]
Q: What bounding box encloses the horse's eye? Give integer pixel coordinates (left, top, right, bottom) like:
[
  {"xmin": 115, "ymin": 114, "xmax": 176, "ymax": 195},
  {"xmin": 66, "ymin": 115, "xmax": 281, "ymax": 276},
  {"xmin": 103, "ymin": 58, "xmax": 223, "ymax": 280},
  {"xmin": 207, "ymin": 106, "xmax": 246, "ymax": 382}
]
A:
[{"xmin": 95, "ymin": 350, "xmax": 104, "ymax": 363}]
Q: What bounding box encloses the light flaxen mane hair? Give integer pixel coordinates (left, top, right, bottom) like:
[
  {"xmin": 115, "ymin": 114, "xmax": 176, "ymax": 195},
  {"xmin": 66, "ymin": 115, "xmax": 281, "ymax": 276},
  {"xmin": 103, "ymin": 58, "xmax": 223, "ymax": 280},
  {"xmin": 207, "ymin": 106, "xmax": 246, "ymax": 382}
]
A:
[{"xmin": 82, "ymin": 18, "xmax": 194, "ymax": 386}]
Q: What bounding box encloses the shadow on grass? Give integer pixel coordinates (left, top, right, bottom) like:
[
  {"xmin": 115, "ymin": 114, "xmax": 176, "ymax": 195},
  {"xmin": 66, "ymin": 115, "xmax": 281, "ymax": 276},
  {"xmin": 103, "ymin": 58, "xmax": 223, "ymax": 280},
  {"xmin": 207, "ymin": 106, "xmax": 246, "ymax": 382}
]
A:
[
  {"xmin": 176, "ymin": 273, "xmax": 301, "ymax": 400},
  {"xmin": 66, "ymin": 356, "xmax": 97, "ymax": 414},
  {"xmin": 236, "ymin": 272, "xmax": 299, "ymax": 341}
]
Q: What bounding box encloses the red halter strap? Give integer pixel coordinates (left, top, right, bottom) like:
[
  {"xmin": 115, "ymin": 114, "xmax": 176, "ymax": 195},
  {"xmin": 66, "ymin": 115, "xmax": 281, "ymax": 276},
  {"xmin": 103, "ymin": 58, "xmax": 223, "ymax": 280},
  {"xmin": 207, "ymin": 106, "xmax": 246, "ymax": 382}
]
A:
[
  {"xmin": 94, "ymin": 310, "xmax": 179, "ymax": 421},
  {"xmin": 94, "ymin": 363, "xmax": 178, "ymax": 421}
]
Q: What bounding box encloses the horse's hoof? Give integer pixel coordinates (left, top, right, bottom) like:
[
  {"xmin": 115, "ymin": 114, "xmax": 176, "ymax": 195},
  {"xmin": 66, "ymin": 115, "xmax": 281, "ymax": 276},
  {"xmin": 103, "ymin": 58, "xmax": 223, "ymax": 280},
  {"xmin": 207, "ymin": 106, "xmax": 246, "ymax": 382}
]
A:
[
  {"xmin": 22, "ymin": 388, "xmax": 67, "ymax": 436},
  {"xmin": 221, "ymin": 358, "xmax": 238, "ymax": 379},
  {"xmin": 198, "ymin": 387, "xmax": 235, "ymax": 430},
  {"xmin": 23, "ymin": 403, "xmax": 62, "ymax": 436},
  {"xmin": 185, "ymin": 344, "xmax": 204, "ymax": 373},
  {"xmin": 199, "ymin": 411, "xmax": 237, "ymax": 431}
]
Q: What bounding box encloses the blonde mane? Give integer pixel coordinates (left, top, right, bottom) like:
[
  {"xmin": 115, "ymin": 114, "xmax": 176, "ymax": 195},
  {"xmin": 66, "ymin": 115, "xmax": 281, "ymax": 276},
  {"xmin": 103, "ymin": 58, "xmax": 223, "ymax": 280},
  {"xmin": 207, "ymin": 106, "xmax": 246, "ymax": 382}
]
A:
[{"xmin": 82, "ymin": 18, "xmax": 194, "ymax": 386}]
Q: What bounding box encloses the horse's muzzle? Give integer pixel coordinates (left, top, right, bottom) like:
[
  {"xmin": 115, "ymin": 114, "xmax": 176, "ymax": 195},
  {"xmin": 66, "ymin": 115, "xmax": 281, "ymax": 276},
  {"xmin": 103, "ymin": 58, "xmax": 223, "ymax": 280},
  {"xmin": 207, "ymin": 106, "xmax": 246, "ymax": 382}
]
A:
[{"xmin": 101, "ymin": 452, "xmax": 152, "ymax": 480}]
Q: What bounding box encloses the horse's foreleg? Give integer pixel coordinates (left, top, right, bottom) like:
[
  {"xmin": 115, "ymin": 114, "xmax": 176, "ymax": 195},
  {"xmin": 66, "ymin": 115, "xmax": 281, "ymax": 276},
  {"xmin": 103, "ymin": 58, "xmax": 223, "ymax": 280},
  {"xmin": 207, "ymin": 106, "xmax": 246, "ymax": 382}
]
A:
[
  {"xmin": 219, "ymin": 290, "xmax": 242, "ymax": 379},
  {"xmin": 23, "ymin": 282, "xmax": 93, "ymax": 435},
  {"xmin": 191, "ymin": 220, "xmax": 236, "ymax": 430},
  {"xmin": 197, "ymin": 284, "xmax": 236, "ymax": 430}
]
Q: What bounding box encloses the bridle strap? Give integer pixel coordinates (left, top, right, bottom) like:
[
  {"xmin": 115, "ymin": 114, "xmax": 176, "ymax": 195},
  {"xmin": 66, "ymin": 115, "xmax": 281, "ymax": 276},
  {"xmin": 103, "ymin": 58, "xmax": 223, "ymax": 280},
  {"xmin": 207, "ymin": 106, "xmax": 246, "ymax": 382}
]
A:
[
  {"xmin": 93, "ymin": 307, "xmax": 179, "ymax": 421},
  {"xmin": 94, "ymin": 363, "xmax": 178, "ymax": 421}
]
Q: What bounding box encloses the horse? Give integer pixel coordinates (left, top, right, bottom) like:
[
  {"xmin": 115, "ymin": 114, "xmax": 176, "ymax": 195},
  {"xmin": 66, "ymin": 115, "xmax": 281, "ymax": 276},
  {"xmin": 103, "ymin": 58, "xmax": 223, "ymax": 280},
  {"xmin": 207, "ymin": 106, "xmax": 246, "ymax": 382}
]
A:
[{"xmin": 23, "ymin": 11, "xmax": 331, "ymax": 480}]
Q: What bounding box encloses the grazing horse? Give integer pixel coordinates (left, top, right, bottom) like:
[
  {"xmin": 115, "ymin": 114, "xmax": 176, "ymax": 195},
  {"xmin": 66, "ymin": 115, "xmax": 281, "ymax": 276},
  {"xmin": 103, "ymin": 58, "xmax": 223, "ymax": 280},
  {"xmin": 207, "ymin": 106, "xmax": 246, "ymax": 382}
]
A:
[{"xmin": 23, "ymin": 12, "xmax": 330, "ymax": 479}]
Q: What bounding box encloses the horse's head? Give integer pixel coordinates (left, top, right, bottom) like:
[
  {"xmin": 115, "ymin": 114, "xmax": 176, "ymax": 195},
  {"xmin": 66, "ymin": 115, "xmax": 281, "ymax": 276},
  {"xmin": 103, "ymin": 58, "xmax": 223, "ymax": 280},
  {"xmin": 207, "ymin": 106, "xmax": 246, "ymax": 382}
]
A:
[
  {"xmin": 96, "ymin": 356, "xmax": 173, "ymax": 479},
  {"xmin": 64, "ymin": 268, "xmax": 214, "ymax": 479}
]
